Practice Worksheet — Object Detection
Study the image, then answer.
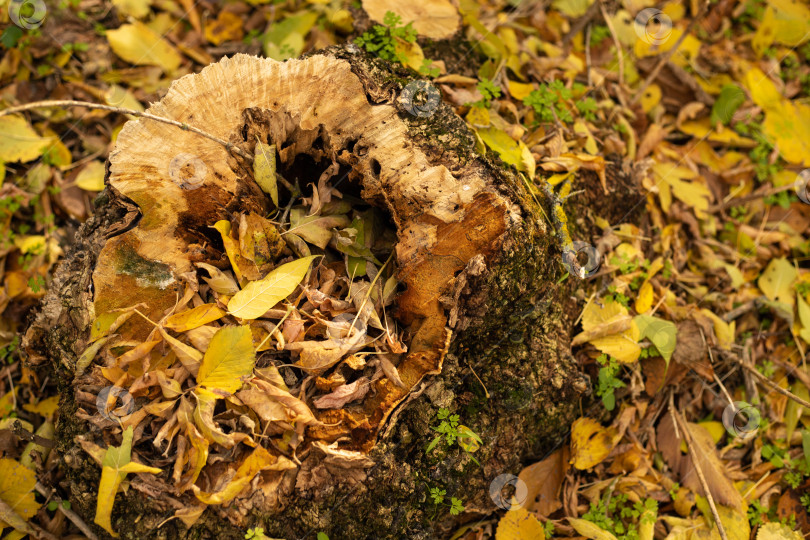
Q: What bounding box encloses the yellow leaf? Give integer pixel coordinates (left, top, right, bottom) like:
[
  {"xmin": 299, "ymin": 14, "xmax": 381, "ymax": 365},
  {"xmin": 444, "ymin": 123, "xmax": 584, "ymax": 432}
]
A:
[
  {"xmin": 197, "ymin": 325, "xmax": 255, "ymax": 394},
  {"xmin": 752, "ymin": 0, "xmax": 810, "ymax": 55},
  {"xmin": 742, "ymin": 66, "xmax": 810, "ymax": 166},
  {"xmin": 756, "ymin": 522, "xmax": 804, "ymax": 540},
  {"xmin": 22, "ymin": 396, "xmax": 59, "ymax": 420},
  {"xmin": 578, "ymin": 300, "xmax": 641, "ymax": 364},
  {"xmin": 204, "ymin": 11, "xmax": 244, "ymax": 45},
  {"xmin": 507, "ymin": 80, "xmax": 534, "ymax": 100},
  {"xmin": 758, "ymin": 258, "xmax": 798, "ymax": 306},
  {"xmin": 94, "ymin": 427, "xmax": 161, "ymax": 537},
  {"xmin": 191, "ymin": 446, "xmax": 294, "ymax": 505},
  {"xmin": 568, "ymin": 517, "xmax": 618, "ymax": 540},
  {"xmin": 0, "ymin": 116, "xmax": 48, "ymax": 163},
  {"xmin": 570, "ymin": 417, "xmax": 616, "ymax": 470},
  {"xmin": 653, "ymin": 163, "xmax": 712, "ymax": 218},
  {"xmin": 228, "ymin": 256, "xmax": 318, "ymax": 320},
  {"xmin": 477, "ymin": 127, "xmax": 536, "ymax": 179},
  {"xmin": 164, "ymin": 304, "xmax": 225, "ymax": 332},
  {"xmin": 495, "ymin": 505, "xmax": 546, "ymax": 540},
  {"xmin": 76, "ymin": 336, "xmax": 113, "ymax": 375},
  {"xmin": 0, "ymin": 458, "xmax": 41, "ymax": 532},
  {"xmin": 552, "ymin": 0, "xmax": 593, "ymax": 17},
  {"xmin": 640, "ymin": 84, "xmax": 661, "ymax": 113},
  {"xmin": 466, "ymin": 106, "xmax": 490, "ymax": 127},
  {"xmin": 212, "ymin": 220, "xmax": 243, "ymax": 282},
  {"xmin": 74, "ymin": 160, "xmax": 107, "ymax": 191},
  {"xmin": 635, "ymin": 281, "xmax": 654, "ymax": 313},
  {"xmin": 253, "ymin": 140, "xmax": 278, "ymax": 207},
  {"xmin": 111, "ymin": 0, "xmax": 151, "ymax": 18},
  {"xmin": 158, "ymin": 327, "xmax": 203, "ymax": 375},
  {"xmin": 106, "ymin": 21, "xmax": 181, "ymax": 72}
]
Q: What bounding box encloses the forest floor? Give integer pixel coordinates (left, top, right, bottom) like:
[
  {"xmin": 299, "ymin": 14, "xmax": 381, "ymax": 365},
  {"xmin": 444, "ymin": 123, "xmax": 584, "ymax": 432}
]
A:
[{"xmin": 1, "ymin": 0, "xmax": 810, "ymax": 539}]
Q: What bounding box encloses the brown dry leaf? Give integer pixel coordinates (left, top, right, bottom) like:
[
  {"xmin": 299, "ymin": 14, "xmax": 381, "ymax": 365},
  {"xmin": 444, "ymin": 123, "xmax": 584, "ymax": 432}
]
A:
[
  {"xmin": 517, "ymin": 446, "xmax": 569, "ymax": 516},
  {"xmin": 313, "ymin": 378, "xmax": 371, "ymax": 409},
  {"xmin": 657, "ymin": 412, "xmax": 743, "ymax": 510},
  {"xmin": 191, "ymin": 445, "xmax": 295, "ymax": 505},
  {"xmin": 236, "ymin": 385, "xmax": 292, "ymax": 425}
]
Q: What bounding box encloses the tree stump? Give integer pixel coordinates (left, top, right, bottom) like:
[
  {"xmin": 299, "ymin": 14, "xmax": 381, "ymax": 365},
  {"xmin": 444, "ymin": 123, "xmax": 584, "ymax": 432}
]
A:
[{"xmin": 24, "ymin": 47, "xmax": 641, "ymax": 539}]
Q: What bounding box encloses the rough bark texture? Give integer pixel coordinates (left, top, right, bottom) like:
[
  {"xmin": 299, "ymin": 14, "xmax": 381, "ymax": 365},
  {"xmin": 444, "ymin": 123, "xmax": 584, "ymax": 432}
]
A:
[{"xmin": 24, "ymin": 46, "xmax": 642, "ymax": 540}]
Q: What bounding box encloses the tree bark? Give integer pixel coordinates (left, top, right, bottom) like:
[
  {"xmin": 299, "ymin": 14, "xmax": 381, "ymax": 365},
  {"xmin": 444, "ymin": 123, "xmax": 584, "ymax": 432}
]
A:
[{"xmin": 24, "ymin": 46, "xmax": 642, "ymax": 539}]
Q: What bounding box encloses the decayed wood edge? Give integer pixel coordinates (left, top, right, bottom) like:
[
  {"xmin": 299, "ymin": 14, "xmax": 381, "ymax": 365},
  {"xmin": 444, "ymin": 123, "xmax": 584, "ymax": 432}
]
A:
[
  {"xmin": 89, "ymin": 48, "xmax": 523, "ymax": 453},
  {"xmin": 20, "ymin": 46, "xmax": 643, "ymax": 539}
]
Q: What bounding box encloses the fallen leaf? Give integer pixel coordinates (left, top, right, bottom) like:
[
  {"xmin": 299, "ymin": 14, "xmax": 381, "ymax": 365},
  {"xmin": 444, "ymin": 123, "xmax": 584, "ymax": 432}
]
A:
[
  {"xmin": 568, "ymin": 517, "xmax": 618, "ymax": 540},
  {"xmin": 495, "ymin": 505, "xmax": 547, "ymax": 540},
  {"xmin": 634, "ymin": 314, "xmax": 677, "ymax": 365},
  {"xmin": 164, "ymin": 303, "xmax": 225, "ymax": 332},
  {"xmin": 0, "ymin": 116, "xmax": 49, "ymax": 163},
  {"xmin": 197, "ymin": 325, "xmax": 255, "ymax": 394},
  {"xmin": 0, "ymin": 458, "xmax": 41, "ymax": 534},
  {"xmin": 253, "ymin": 140, "xmax": 278, "ymax": 207},
  {"xmin": 106, "ymin": 21, "xmax": 182, "ymax": 72},
  {"xmin": 74, "ymin": 160, "xmax": 107, "ymax": 191},
  {"xmin": 228, "ymin": 256, "xmax": 318, "ymax": 319},
  {"xmin": 191, "ymin": 446, "xmax": 294, "ymax": 505},
  {"xmin": 570, "ymin": 417, "xmax": 616, "ymax": 470},
  {"xmin": 94, "ymin": 427, "xmax": 161, "ymax": 537},
  {"xmin": 313, "ymin": 378, "xmax": 371, "ymax": 409}
]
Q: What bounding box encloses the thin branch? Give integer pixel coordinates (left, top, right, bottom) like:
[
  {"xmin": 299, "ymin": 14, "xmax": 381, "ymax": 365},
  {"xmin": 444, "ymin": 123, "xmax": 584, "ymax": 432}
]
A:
[
  {"xmin": 738, "ymin": 360, "xmax": 810, "ymax": 410},
  {"xmin": 669, "ymin": 393, "xmax": 729, "ymax": 540},
  {"xmin": 0, "ymin": 100, "xmax": 252, "ymax": 162},
  {"xmin": 599, "ymin": 0, "xmax": 624, "ymax": 87}
]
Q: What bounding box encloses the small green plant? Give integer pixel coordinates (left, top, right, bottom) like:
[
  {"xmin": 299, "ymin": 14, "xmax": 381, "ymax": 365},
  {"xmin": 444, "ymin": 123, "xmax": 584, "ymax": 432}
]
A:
[
  {"xmin": 355, "ymin": 11, "xmax": 439, "ymax": 76},
  {"xmin": 46, "ymin": 500, "xmax": 71, "ymax": 512},
  {"xmin": 582, "ymin": 494, "xmax": 657, "ymax": 540},
  {"xmin": 761, "ymin": 443, "xmax": 788, "ymax": 468},
  {"xmin": 589, "ymin": 25, "xmax": 611, "ymax": 46},
  {"xmin": 576, "ymin": 97, "xmax": 599, "ymax": 121},
  {"xmin": 524, "ymin": 80, "xmax": 573, "ymax": 123},
  {"xmin": 747, "ymin": 500, "xmax": 768, "ymax": 527},
  {"xmin": 596, "ymin": 354, "xmax": 625, "ymax": 411},
  {"xmin": 639, "ymin": 344, "xmax": 661, "ymax": 359},
  {"xmin": 668, "ymin": 482, "xmax": 680, "ymax": 500},
  {"xmin": 245, "ymin": 527, "xmax": 267, "ymax": 540},
  {"xmin": 469, "ymin": 78, "xmax": 502, "ymax": 108},
  {"xmin": 801, "ymin": 493, "xmax": 810, "ymax": 512},
  {"xmin": 1, "ymin": 336, "xmax": 20, "ymax": 365},
  {"xmin": 426, "ymin": 408, "xmax": 482, "ymax": 465},
  {"xmin": 428, "ymin": 487, "xmax": 465, "ymax": 516},
  {"xmin": 605, "ymin": 286, "xmax": 630, "ymax": 308}
]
